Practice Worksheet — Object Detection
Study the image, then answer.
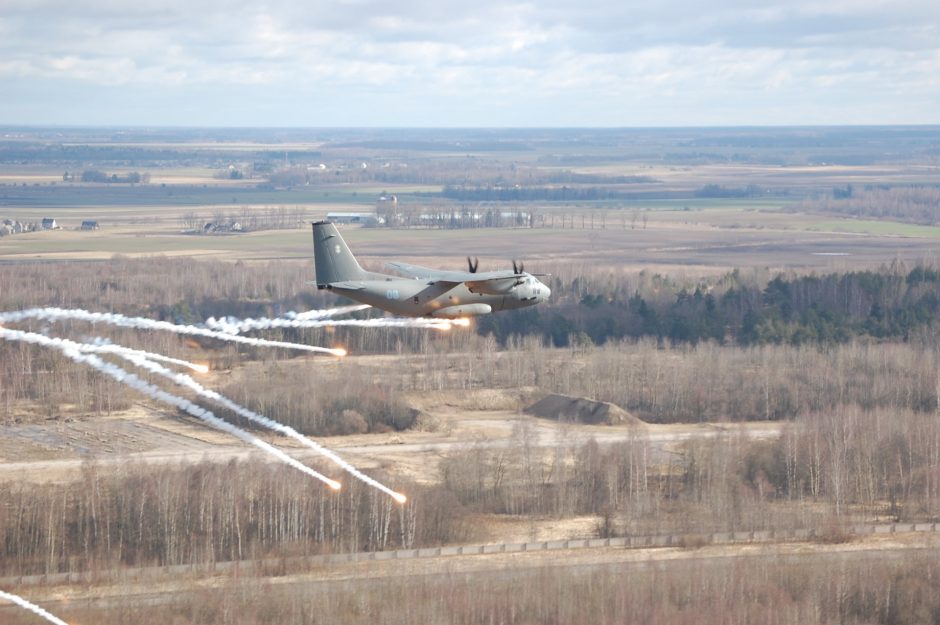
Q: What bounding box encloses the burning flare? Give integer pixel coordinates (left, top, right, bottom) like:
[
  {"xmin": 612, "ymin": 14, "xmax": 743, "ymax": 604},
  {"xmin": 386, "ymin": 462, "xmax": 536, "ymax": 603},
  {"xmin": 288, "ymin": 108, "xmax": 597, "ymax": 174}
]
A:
[
  {"xmin": 0, "ymin": 307, "xmax": 417, "ymax": 500},
  {"xmin": 110, "ymin": 348, "xmax": 404, "ymax": 502}
]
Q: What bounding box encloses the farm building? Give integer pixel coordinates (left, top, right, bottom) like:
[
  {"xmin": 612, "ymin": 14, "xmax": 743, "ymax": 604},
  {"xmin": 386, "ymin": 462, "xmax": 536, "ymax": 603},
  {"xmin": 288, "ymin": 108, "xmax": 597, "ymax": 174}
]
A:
[
  {"xmin": 202, "ymin": 221, "xmax": 244, "ymax": 234},
  {"xmin": 80, "ymin": 220, "xmax": 99, "ymax": 231},
  {"xmin": 326, "ymin": 212, "xmax": 382, "ymax": 225}
]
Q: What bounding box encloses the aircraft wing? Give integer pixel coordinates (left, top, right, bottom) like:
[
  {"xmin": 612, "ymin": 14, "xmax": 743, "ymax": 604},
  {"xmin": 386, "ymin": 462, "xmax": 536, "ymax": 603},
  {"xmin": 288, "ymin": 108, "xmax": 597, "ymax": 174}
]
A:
[
  {"xmin": 386, "ymin": 261, "xmax": 520, "ymax": 283},
  {"xmin": 386, "ymin": 261, "xmax": 527, "ymax": 295}
]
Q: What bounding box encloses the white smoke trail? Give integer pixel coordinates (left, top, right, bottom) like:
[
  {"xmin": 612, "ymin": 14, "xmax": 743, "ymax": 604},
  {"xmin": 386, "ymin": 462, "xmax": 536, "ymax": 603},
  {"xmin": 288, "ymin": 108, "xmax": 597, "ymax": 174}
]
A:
[
  {"xmin": 205, "ymin": 313, "xmax": 452, "ymax": 334},
  {"xmin": 0, "ymin": 328, "xmax": 341, "ymax": 491},
  {"xmin": 206, "ymin": 304, "xmax": 371, "ymax": 333},
  {"xmin": 112, "ymin": 350, "xmax": 406, "ymax": 503},
  {"xmin": 0, "ymin": 307, "xmax": 344, "ymax": 356},
  {"xmin": 291, "ymin": 304, "xmax": 371, "ymax": 320},
  {"xmin": 207, "ymin": 304, "xmax": 374, "ymax": 333},
  {"xmin": 0, "ymin": 589, "xmax": 69, "ymax": 625},
  {"xmin": 82, "ymin": 338, "xmax": 208, "ymax": 373}
]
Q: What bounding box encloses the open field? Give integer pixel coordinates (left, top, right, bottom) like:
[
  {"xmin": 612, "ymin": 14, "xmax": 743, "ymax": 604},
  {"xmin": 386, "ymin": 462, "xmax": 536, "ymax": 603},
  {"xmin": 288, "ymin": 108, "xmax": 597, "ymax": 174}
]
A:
[
  {"xmin": 3, "ymin": 210, "xmax": 940, "ymax": 272},
  {"xmin": 3, "ymin": 125, "xmax": 940, "ymax": 273},
  {"xmin": 578, "ymin": 163, "xmax": 940, "ymax": 190}
]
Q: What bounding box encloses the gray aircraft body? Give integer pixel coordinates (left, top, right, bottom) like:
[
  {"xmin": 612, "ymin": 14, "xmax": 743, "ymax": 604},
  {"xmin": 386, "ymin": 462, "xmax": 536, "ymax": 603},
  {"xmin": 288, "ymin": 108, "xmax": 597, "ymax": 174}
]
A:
[{"xmin": 312, "ymin": 221, "xmax": 550, "ymax": 318}]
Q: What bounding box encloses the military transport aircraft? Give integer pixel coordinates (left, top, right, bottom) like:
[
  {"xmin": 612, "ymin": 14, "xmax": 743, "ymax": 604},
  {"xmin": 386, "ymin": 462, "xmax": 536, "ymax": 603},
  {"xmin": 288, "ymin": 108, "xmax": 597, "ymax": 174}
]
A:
[{"xmin": 312, "ymin": 221, "xmax": 550, "ymax": 319}]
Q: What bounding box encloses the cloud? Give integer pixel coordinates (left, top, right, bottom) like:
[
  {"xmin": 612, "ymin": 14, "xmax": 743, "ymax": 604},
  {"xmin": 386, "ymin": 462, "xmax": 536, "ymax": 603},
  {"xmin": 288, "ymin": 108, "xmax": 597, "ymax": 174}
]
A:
[{"xmin": 0, "ymin": 0, "xmax": 938, "ymax": 125}]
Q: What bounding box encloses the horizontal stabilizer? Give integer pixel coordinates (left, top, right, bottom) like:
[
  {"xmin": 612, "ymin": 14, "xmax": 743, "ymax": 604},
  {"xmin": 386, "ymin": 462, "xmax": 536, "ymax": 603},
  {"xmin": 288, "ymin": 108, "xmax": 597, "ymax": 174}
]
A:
[{"xmin": 326, "ymin": 281, "xmax": 367, "ymax": 291}]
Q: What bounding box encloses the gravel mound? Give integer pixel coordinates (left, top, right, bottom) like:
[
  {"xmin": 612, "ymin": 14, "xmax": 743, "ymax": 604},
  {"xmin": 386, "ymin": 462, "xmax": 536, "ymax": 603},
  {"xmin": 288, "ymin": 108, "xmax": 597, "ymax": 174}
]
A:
[{"xmin": 524, "ymin": 393, "xmax": 642, "ymax": 426}]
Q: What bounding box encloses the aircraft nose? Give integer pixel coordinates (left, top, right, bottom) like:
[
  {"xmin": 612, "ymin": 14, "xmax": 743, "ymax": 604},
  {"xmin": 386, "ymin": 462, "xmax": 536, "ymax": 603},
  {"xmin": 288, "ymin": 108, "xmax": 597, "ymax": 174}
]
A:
[{"xmin": 541, "ymin": 285, "xmax": 551, "ymax": 301}]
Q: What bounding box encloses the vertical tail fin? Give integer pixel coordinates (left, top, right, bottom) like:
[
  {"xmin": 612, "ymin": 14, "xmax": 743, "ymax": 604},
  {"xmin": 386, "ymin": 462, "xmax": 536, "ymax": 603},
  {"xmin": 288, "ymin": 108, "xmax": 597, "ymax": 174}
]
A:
[{"xmin": 312, "ymin": 221, "xmax": 368, "ymax": 287}]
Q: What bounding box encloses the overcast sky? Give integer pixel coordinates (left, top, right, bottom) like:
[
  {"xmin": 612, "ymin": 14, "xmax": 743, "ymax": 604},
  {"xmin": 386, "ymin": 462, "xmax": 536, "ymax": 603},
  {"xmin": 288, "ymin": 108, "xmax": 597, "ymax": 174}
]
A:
[{"xmin": 1, "ymin": 0, "xmax": 938, "ymax": 127}]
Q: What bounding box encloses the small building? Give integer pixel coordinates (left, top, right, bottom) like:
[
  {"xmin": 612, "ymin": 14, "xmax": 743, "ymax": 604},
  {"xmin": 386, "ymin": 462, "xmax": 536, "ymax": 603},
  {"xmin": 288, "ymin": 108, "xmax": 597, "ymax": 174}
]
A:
[
  {"xmin": 327, "ymin": 212, "xmax": 381, "ymax": 225},
  {"xmin": 202, "ymin": 220, "xmax": 244, "ymax": 234},
  {"xmin": 41, "ymin": 218, "xmax": 59, "ymax": 230},
  {"xmin": 80, "ymin": 220, "xmax": 99, "ymax": 231}
]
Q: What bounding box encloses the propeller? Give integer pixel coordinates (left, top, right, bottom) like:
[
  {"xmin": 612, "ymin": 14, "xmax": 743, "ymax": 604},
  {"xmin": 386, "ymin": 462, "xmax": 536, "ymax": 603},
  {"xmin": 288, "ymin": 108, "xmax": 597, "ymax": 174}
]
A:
[
  {"xmin": 512, "ymin": 260, "xmax": 525, "ymax": 274},
  {"xmin": 467, "ymin": 256, "xmax": 479, "ymax": 273}
]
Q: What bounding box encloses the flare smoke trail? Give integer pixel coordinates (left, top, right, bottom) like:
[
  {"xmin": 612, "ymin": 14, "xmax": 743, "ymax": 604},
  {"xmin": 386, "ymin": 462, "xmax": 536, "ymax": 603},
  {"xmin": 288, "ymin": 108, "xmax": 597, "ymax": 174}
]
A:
[
  {"xmin": 82, "ymin": 338, "xmax": 208, "ymax": 373},
  {"xmin": 205, "ymin": 313, "xmax": 453, "ymax": 334},
  {"xmin": 0, "ymin": 328, "xmax": 341, "ymax": 491},
  {"xmin": 0, "ymin": 589, "xmax": 69, "ymax": 625},
  {"xmin": 0, "ymin": 308, "xmax": 345, "ymax": 356},
  {"xmin": 113, "ymin": 350, "xmax": 406, "ymax": 503},
  {"xmin": 291, "ymin": 304, "xmax": 371, "ymax": 320}
]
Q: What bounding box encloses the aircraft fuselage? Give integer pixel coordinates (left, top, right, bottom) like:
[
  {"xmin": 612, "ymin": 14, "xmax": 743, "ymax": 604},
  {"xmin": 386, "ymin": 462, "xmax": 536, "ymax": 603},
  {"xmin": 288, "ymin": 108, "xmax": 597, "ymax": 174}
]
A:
[
  {"xmin": 326, "ymin": 276, "xmax": 547, "ymax": 318},
  {"xmin": 312, "ymin": 221, "xmax": 550, "ymax": 318}
]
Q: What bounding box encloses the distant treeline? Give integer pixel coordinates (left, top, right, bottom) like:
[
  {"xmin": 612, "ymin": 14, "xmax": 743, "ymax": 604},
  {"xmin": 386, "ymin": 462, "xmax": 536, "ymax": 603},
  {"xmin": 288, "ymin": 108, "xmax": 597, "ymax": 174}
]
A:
[
  {"xmin": 479, "ymin": 267, "xmax": 940, "ymax": 347},
  {"xmin": 693, "ymin": 184, "xmax": 765, "ymax": 198},
  {"xmin": 0, "ymin": 143, "xmax": 199, "ymax": 165},
  {"xmin": 0, "ymin": 142, "xmax": 322, "ymax": 166},
  {"xmin": 328, "ymin": 139, "xmax": 534, "ymax": 151},
  {"xmin": 267, "ymin": 162, "xmax": 658, "ymax": 190},
  {"xmin": 441, "ymin": 182, "xmax": 658, "ymax": 202},
  {"xmin": 796, "ymin": 185, "xmax": 940, "ymax": 225},
  {"xmin": 74, "ymin": 170, "xmax": 150, "ymax": 184}
]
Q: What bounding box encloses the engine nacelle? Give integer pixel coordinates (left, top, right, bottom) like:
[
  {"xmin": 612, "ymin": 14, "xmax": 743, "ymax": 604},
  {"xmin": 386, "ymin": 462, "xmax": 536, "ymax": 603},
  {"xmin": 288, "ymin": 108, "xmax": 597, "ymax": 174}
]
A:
[{"xmin": 430, "ymin": 304, "xmax": 492, "ymax": 318}]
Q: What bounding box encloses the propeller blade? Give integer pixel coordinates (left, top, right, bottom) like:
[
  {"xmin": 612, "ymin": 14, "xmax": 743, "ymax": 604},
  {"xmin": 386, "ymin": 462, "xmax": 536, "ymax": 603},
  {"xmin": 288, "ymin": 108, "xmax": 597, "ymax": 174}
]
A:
[
  {"xmin": 512, "ymin": 260, "xmax": 518, "ymax": 274},
  {"xmin": 467, "ymin": 256, "xmax": 479, "ymax": 273},
  {"xmin": 519, "ymin": 261, "xmax": 525, "ymax": 274}
]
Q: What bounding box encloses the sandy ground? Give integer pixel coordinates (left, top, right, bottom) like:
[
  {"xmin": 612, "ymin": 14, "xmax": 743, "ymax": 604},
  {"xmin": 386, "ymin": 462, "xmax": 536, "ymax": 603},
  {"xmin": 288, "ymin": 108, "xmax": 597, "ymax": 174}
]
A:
[{"xmin": 0, "ymin": 397, "xmax": 782, "ymax": 486}]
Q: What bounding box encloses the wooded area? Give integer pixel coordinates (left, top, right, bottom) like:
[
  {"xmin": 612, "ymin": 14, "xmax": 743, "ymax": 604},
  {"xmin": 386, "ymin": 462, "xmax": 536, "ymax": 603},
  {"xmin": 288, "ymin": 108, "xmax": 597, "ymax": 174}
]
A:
[
  {"xmin": 484, "ymin": 265, "xmax": 940, "ymax": 348},
  {"xmin": 6, "ymin": 258, "xmax": 940, "ymax": 426},
  {"xmin": 3, "ymin": 400, "xmax": 939, "ymax": 577},
  {"xmin": 798, "ymin": 186, "xmax": 940, "ymax": 225}
]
